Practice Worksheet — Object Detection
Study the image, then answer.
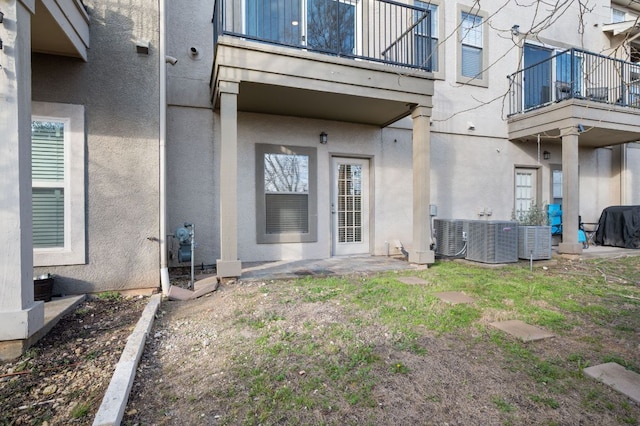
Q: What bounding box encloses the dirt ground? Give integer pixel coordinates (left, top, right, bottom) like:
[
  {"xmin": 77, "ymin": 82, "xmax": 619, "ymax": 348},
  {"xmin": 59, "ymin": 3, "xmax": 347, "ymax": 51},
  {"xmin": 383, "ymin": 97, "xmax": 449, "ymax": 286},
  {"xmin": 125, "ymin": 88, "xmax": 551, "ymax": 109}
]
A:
[
  {"xmin": 0, "ymin": 296, "xmax": 147, "ymax": 425},
  {"xmin": 125, "ymin": 261, "xmax": 640, "ymax": 425},
  {"xmin": 1, "ymin": 257, "xmax": 638, "ymax": 425}
]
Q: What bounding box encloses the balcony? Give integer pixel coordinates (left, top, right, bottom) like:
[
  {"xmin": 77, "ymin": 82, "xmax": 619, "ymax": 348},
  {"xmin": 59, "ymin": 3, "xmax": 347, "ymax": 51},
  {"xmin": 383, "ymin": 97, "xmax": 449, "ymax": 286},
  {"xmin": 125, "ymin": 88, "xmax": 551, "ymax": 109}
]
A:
[
  {"xmin": 211, "ymin": 0, "xmax": 434, "ymax": 126},
  {"xmin": 507, "ymin": 48, "xmax": 640, "ymax": 148},
  {"xmin": 214, "ymin": 0, "xmax": 433, "ymax": 71}
]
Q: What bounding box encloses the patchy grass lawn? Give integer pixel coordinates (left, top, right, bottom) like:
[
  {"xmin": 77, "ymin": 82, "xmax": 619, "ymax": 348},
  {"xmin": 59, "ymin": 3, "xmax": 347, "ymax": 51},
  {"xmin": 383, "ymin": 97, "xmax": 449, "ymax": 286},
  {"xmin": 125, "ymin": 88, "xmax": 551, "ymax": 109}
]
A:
[{"xmin": 128, "ymin": 256, "xmax": 640, "ymax": 425}]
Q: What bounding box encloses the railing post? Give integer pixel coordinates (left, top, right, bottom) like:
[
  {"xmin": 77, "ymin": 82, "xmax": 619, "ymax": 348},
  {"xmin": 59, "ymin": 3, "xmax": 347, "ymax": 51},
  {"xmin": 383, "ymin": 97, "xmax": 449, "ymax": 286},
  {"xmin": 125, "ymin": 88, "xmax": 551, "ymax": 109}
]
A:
[
  {"xmin": 571, "ymin": 48, "xmax": 575, "ymax": 99},
  {"xmin": 426, "ymin": 9, "xmax": 432, "ymax": 71},
  {"xmin": 362, "ymin": 0, "xmax": 369, "ymax": 58},
  {"xmin": 621, "ymin": 60, "xmax": 627, "ymax": 106}
]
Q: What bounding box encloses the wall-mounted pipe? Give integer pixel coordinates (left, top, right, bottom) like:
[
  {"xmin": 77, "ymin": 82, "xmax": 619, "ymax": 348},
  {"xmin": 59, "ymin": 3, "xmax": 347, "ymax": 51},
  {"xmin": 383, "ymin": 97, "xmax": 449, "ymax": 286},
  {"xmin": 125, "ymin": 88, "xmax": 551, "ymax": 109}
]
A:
[{"xmin": 159, "ymin": 0, "xmax": 170, "ymax": 294}]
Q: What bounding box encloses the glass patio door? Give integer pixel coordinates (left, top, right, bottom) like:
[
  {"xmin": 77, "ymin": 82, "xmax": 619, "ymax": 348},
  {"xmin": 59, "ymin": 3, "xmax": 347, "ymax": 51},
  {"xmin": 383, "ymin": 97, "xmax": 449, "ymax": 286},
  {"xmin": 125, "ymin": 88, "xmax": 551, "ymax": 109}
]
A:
[
  {"xmin": 306, "ymin": 0, "xmax": 356, "ymax": 55},
  {"xmin": 524, "ymin": 44, "xmax": 552, "ymax": 110},
  {"xmin": 245, "ymin": 0, "xmax": 302, "ymax": 46},
  {"xmin": 332, "ymin": 157, "xmax": 370, "ymax": 256},
  {"xmin": 244, "ymin": 0, "xmax": 357, "ymax": 55}
]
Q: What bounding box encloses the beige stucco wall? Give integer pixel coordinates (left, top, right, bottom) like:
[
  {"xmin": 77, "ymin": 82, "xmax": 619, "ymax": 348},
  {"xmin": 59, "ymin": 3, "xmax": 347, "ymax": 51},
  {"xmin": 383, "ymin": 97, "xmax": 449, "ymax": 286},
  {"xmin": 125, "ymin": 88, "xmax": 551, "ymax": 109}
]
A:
[
  {"xmin": 166, "ymin": 106, "xmax": 217, "ymax": 267},
  {"xmin": 30, "ymin": 0, "xmax": 160, "ymax": 294},
  {"xmin": 426, "ymin": 0, "xmax": 637, "ymax": 225},
  {"xmin": 234, "ymin": 113, "xmax": 415, "ymax": 262}
]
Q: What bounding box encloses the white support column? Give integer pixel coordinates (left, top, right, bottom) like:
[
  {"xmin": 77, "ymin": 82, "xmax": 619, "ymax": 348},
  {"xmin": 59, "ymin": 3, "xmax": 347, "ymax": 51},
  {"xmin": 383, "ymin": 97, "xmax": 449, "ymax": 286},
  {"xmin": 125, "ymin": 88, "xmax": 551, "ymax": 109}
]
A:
[
  {"xmin": 0, "ymin": 0, "xmax": 44, "ymax": 341},
  {"xmin": 558, "ymin": 130, "xmax": 583, "ymax": 255},
  {"xmin": 216, "ymin": 81, "xmax": 242, "ymax": 277},
  {"xmin": 409, "ymin": 105, "xmax": 435, "ymax": 265}
]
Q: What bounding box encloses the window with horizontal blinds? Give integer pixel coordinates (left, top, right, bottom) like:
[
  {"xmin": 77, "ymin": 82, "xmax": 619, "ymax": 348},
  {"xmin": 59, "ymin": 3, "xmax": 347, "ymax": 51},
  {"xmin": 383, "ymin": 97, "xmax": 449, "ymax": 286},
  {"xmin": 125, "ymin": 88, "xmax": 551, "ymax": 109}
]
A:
[
  {"xmin": 31, "ymin": 119, "xmax": 66, "ymax": 248},
  {"xmin": 612, "ymin": 8, "xmax": 626, "ymax": 23},
  {"xmin": 32, "ymin": 121, "xmax": 65, "ymax": 181},
  {"xmin": 32, "ymin": 102, "xmax": 85, "ymax": 266},
  {"xmin": 256, "ymin": 144, "xmax": 317, "ymax": 243},
  {"xmin": 461, "ymin": 11, "xmax": 483, "ymax": 78},
  {"xmin": 32, "ymin": 188, "xmax": 65, "ymax": 247},
  {"xmin": 265, "ymin": 193, "xmax": 309, "ymax": 234}
]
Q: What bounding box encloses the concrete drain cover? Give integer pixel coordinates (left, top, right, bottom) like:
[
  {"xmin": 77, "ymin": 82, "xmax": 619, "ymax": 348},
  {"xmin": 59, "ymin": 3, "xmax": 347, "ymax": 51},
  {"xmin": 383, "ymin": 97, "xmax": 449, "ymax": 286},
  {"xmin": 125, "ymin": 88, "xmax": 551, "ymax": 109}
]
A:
[
  {"xmin": 490, "ymin": 320, "xmax": 554, "ymax": 342},
  {"xmin": 584, "ymin": 362, "xmax": 640, "ymax": 403},
  {"xmin": 433, "ymin": 291, "xmax": 475, "ymax": 305},
  {"xmin": 397, "ymin": 277, "xmax": 429, "ymax": 285}
]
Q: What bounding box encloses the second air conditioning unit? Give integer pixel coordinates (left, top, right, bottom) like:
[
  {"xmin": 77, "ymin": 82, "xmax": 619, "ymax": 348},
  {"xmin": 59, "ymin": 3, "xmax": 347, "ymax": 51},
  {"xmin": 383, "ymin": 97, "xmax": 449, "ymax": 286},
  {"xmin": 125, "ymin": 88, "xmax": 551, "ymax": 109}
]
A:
[
  {"xmin": 434, "ymin": 219, "xmax": 468, "ymax": 258},
  {"xmin": 465, "ymin": 220, "xmax": 518, "ymax": 264}
]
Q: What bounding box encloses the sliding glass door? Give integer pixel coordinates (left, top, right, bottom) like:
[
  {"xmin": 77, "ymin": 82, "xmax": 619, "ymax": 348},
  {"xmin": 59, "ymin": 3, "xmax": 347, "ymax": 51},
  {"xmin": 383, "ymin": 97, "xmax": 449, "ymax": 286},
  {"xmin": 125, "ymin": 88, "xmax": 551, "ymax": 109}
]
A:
[{"xmin": 245, "ymin": 0, "xmax": 357, "ymax": 55}]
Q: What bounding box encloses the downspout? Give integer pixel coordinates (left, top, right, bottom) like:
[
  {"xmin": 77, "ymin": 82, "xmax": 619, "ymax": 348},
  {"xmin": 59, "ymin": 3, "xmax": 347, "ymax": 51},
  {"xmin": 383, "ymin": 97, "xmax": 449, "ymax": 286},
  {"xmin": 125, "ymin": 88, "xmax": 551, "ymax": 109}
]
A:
[{"xmin": 159, "ymin": 0, "xmax": 170, "ymax": 294}]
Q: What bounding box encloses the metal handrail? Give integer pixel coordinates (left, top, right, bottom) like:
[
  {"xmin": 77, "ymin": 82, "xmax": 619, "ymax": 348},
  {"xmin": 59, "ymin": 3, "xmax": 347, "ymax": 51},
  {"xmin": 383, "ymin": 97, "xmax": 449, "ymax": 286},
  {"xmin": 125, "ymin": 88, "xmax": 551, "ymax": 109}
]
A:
[
  {"xmin": 508, "ymin": 47, "xmax": 640, "ymax": 115},
  {"xmin": 213, "ymin": 0, "xmax": 433, "ymax": 71}
]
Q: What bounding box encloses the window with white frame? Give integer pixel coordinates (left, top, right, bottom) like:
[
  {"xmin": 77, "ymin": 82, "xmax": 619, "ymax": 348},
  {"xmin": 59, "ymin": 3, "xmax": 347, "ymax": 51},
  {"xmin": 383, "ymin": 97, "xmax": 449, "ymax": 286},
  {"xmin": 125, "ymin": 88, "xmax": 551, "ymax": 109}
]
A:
[
  {"xmin": 460, "ymin": 11, "xmax": 483, "ymax": 79},
  {"xmin": 414, "ymin": 1, "xmax": 438, "ymax": 71},
  {"xmin": 612, "ymin": 7, "xmax": 626, "ymax": 23},
  {"xmin": 31, "ymin": 102, "xmax": 85, "ymax": 266},
  {"xmin": 458, "ymin": 7, "xmax": 488, "ymax": 86},
  {"xmin": 256, "ymin": 144, "xmax": 317, "ymax": 243}
]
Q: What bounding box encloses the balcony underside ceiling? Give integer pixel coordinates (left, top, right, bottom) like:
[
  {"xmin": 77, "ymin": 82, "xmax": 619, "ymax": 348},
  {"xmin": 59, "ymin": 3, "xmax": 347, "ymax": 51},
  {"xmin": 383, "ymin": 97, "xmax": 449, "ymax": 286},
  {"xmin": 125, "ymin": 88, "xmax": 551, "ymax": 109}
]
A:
[
  {"xmin": 212, "ymin": 38, "xmax": 434, "ymax": 127},
  {"xmin": 508, "ymin": 99, "xmax": 640, "ymax": 148},
  {"xmin": 236, "ymin": 82, "xmax": 417, "ymax": 126},
  {"xmin": 31, "ymin": 0, "xmax": 90, "ymax": 61}
]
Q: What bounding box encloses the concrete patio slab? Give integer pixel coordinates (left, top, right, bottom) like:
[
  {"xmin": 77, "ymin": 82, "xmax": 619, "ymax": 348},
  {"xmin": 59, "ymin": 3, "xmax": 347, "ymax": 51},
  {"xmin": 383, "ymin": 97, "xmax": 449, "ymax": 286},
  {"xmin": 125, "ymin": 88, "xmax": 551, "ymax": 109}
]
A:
[
  {"xmin": 584, "ymin": 362, "xmax": 640, "ymax": 403},
  {"xmin": 490, "ymin": 320, "xmax": 554, "ymax": 342},
  {"xmin": 0, "ymin": 295, "xmax": 86, "ymax": 361},
  {"xmin": 240, "ymin": 256, "xmax": 417, "ymax": 281},
  {"xmin": 397, "ymin": 276, "xmax": 429, "ymax": 285},
  {"xmin": 433, "ymin": 291, "xmax": 475, "ymax": 305}
]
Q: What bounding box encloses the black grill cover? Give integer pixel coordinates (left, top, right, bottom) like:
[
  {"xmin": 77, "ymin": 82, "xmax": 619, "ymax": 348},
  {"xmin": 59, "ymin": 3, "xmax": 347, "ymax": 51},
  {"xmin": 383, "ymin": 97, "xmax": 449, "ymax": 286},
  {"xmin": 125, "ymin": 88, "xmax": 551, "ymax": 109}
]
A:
[{"xmin": 594, "ymin": 206, "xmax": 640, "ymax": 249}]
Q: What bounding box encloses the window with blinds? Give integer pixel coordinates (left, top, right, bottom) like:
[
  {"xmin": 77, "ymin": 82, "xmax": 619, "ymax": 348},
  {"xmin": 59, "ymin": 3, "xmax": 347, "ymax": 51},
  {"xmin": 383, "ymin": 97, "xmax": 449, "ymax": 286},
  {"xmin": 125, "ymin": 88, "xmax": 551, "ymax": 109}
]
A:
[
  {"xmin": 256, "ymin": 144, "xmax": 317, "ymax": 244},
  {"xmin": 264, "ymin": 152, "xmax": 309, "ymax": 234},
  {"xmin": 461, "ymin": 11, "xmax": 483, "ymax": 79},
  {"xmin": 612, "ymin": 8, "xmax": 626, "ymax": 23},
  {"xmin": 32, "ymin": 120, "xmax": 66, "ymax": 248}
]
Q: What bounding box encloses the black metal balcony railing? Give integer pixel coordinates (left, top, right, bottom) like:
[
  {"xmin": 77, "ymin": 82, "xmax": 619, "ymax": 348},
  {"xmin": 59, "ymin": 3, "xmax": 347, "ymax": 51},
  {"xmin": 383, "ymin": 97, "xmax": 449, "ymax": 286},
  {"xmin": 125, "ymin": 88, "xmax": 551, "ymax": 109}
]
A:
[
  {"xmin": 213, "ymin": 0, "xmax": 432, "ymax": 71},
  {"xmin": 508, "ymin": 48, "xmax": 640, "ymax": 116}
]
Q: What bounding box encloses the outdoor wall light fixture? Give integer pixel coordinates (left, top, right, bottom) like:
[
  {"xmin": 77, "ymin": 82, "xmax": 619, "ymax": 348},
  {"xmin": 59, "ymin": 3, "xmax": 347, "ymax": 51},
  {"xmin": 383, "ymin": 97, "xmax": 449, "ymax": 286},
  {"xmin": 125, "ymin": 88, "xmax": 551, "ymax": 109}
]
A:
[
  {"xmin": 319, "ymin": 132, "xmax": 328, "ymax": 144},
  {"xmin": 511, "ymin": 24, "xmax": 520, "ymax": 36},
  {"xmin": 0, "ymin": 11, "xmax": 4, "ymax": 24},
  {"xmin": 543, "ymin": 150, "xmax": 551, "ymax": 160},
  {"xmin": 0, "ymin": 38, "xmax": 3, "ymax": 50}
]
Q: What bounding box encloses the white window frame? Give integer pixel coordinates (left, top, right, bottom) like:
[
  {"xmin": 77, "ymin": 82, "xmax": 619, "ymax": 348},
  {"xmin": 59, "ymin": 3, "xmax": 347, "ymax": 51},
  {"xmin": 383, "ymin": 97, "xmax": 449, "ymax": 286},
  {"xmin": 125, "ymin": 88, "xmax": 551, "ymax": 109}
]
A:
[
  {"xmin": 32, "ymin": 102, "xmax": 86, "ymax": 266},
  {"xmin": 612, "ymin": 7, "xmax": 626, "ymax": 23},
  {"xmin": 457, "ymin": 5, "xmax": 488, "ymax": 87}
]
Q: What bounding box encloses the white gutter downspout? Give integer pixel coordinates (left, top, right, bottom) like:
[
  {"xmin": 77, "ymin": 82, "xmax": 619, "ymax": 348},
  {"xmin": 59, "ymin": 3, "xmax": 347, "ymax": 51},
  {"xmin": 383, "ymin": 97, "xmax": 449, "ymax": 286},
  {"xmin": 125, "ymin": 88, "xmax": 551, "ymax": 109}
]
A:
[{"xmin": 159, "ymin": 0, "xmax": 170, "ymax": 294}]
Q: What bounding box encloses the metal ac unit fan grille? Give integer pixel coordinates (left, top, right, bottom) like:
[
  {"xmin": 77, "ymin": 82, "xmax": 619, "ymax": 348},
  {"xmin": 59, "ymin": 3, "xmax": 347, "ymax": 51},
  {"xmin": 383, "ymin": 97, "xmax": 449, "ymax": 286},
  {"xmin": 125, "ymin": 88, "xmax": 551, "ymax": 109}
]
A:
[
  {"xmin": 518, "ymin": 226, "xmax": 552, "ymax": 260},
  {"xmin": 434, "ymin": 219, "xmax": 466, "ymax": 257},
  {"xmin": 466, "ymin": 220, "xmax": 518, "ymax": 263}
]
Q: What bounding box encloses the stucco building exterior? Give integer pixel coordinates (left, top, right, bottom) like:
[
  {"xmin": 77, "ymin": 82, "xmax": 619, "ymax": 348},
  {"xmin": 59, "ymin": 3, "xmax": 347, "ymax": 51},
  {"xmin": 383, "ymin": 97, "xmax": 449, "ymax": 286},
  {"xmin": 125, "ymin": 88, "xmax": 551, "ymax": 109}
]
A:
[{"xmin": 1, "ymin": 0, "xmax": 640, "ymax": 343}]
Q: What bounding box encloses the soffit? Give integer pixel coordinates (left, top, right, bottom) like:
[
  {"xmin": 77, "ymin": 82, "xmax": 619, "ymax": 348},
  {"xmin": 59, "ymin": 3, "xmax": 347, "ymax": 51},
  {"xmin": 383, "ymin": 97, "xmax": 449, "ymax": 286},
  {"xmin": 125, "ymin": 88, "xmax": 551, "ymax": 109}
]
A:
[{"xmin": 507, "ymin": 100, "xmax": 640, "ymax": 148}]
